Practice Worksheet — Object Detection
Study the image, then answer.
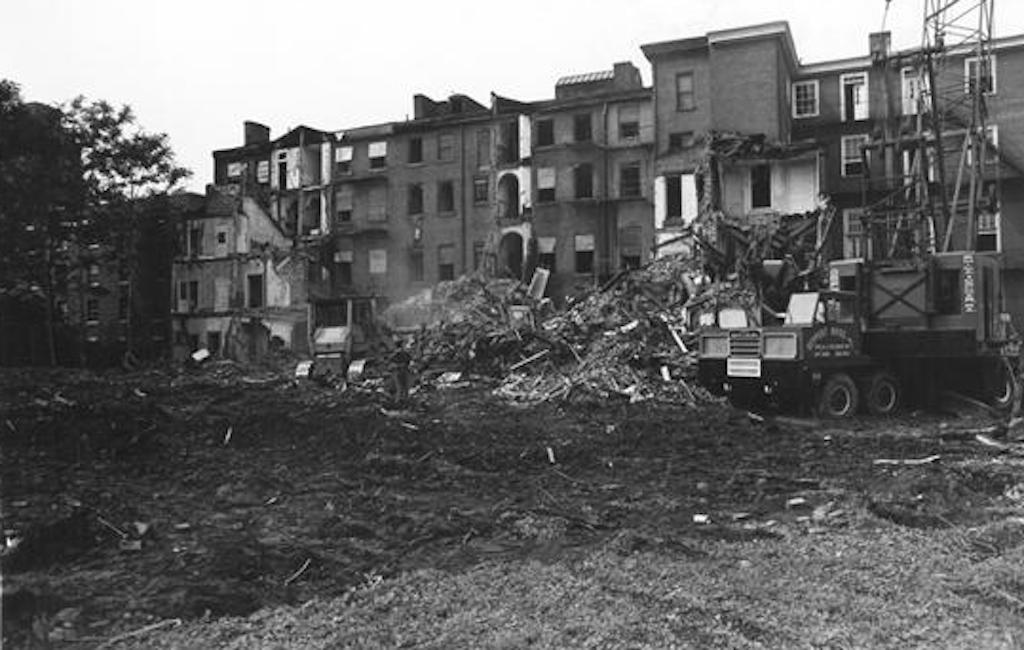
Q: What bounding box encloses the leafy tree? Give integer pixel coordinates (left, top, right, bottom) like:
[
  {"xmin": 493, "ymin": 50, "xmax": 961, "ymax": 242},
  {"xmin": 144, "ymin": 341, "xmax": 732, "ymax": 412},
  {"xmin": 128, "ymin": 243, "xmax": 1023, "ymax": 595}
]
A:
[{"xmin": 0, "ymin": 80, "xmax": 191, "ymax": 365}]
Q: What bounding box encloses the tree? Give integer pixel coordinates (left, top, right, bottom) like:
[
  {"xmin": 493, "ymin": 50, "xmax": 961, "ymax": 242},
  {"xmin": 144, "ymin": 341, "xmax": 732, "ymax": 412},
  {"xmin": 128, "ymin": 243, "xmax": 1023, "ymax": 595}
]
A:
[{"xmin": 0, "ymin": 80, "xmax": 191, "ymax": 365}]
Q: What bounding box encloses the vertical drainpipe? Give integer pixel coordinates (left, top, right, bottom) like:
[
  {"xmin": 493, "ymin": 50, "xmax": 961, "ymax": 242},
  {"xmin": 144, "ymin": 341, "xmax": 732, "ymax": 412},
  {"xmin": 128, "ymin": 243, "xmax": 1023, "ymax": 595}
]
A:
[
  {"xmin": 601, "ymin": 101, "xmax": 611, "ymax": 280},
  {"xmin": 460, "ymin": 124, "xmax": 468, "ymax": 275}
]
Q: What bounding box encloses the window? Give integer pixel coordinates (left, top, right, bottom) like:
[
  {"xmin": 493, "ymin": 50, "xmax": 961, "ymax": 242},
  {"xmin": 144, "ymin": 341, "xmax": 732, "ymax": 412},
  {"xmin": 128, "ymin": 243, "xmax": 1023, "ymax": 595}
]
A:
[
  {"xmin": 935, "ymin": 268, "xmax": 961, "ymax": 314},
  {"xmin": 573, "ymin": 113, "xmax": 592, "ymax": 142},
  {"xmin": 665, "ymin": 175, "xmax": 682, "ymax": 219},
  {"xmin": 901, "ymin": 67, "xmax": 925, "ymax": 115},
  {"xmin": 438, "ymin": 133, "xmax": 455, "ymax": 162},
  {"xmin": 574, "ymin": 234, "xmax": 595, "ymax": 274},
  {"xmin": 277, "ymin": 151, "xmax": 289, "ymax": 190},
  {"xmin": 792, "ymin": 80, "xmax": 819, "ymax": 118},
  {"xmin": 207, "ymin": 331, "xmax": 222, "ymax": 355},
  {"xmin": 335, "ymin": 146, "xmax": 353, "ymax": 175},
  {"xmin": 408, "ymin": 184, "xmax": 423, "ymax": 215},
  {"xmin": 965, "ymin": 55, "xmax": 996, "ymax": 95},
  {"xmin": 188, "ymin": 225, "xmax": 202, "ymax": 257},
  {"xmin": 966, "ymin": 125, "xmax": 999, "ymax": 166},
  {"xmin": 408, "ymin": 137, "xmax": 423, "ymax": 163},
  {"xmin": 438, "ymin": 244, "xmax": 455, "ymax": 281},
  {"xmin": 473, "ymin": 241, "xmax": 485, "ymax": 270},
  {"xmin": 227, "ymin": 161, "xmax": 245, "ymax": 178},
  {"xmin": 750, "ymin": 164, "xmax": 771, "ymax": 209},
  {"xmin": 336, "ymin": 187, "xmax": 353, "ymax": 223},
  {"xmin": 247, "ymin": 274, "xmax": 264, "ymax": 308},
  {"xmin": 668, "ymin": 131, "xmax": 693, "ymax": 152},
  {"xmin": 334, "ymin": 250, "xmax": 353, "ymax": 286},
  {"xmin": 87, "ymin": 263, "xmax": 101, "ymax": 285},
  {"xmin": 86, "ymin": 298, "xmax": 99, "ymax": 323},
  {"xmin": 840, "ymin": 72, "xmax": 868, "ymax": 122},
  {"xmin": 410, "ymin": 249, "xmax": 424, "ymax": 282},
  {"xmin": 257, "ymin": 160, "xmax": 270, "ymax": 183},
  {"xmin": 367, "ymin": 186, "xmax": 387, "ymax": 222},
  {"xmin": 574, "ymin": 164, "xmax": 593, "ymax": 199},
  {"xmin": 369, "ymin": 141, "xmax": 387, "ymax": 169},
  {"xmin": 538, "ymin": 237, "xmax": 556, "ymax": 272},
  {"xmin": 676, "ymin": 72, "xmax": 695, "ymax": 111},
  {"xmin": 620, "ymin": 162, "xmax": 641, "ymax": 198},
  {"xmin": 215, "ymin": 228, "xmax": 229, "ymax": 256},
  {"xmin": 437, "ymin": 181, "xmax": 455, "ymax": 213},
  {"xmin": 118, "ymin": 291, "xmax": 129, "ymax": 321},
  {"xmin": 537, "ymin": 167, "xmax": 556, "ymax": 203},
  {"xmin": 473, "ymin": 176, "xmax": 488, "ymax": 204},
  {"xmin": 536, "ymin": 118, "xmax": 554, "ymax": 147},
  {"xmin": 369, "ymin": 249, "xmax": 387, "ymax": 275},
  {"xmin": 178, "ymin": 280, "xmax": 198, "ymax": 312},
  {"xmin": 476, "ymin": 128, "xmax": 491, "ymax": 168},
  {"xmin": 618, "ymin": 106, "xmax": 640, "ymax": 139},
  {"xmin": 620, "ymin": 226, "xmax": 642, "ymax": 270},
  {"xmin": 841, "ymin": 135, "xmax": 869, "ymax": 176},
  {"xmin": 842, "ymin": 209, "xmax": 868, "ymax": 258}
]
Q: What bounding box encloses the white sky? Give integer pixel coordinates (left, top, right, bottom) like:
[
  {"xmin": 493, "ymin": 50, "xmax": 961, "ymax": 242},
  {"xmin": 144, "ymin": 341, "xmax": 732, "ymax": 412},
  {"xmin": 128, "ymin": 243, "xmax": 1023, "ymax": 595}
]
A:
[{"xmin": 4, "ymin": 0, "xmax": 1023, "ymax": 191}]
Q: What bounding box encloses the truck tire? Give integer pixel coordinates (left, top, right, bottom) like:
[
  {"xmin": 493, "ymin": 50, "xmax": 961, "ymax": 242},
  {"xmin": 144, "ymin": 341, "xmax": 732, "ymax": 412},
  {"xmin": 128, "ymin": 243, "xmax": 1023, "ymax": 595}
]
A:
[
  {"xmin": 817, "ymin": 373, "xmax": 859, "ymax": 419},
  {"xmin": 865, "ymin": 371, "xmax": 900, "ymax": 415}
]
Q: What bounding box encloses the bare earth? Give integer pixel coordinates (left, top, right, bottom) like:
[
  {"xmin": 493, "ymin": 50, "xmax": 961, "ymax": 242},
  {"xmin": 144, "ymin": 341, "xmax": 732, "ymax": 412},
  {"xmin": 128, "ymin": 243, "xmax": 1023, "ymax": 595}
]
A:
[{"xmin": 4, "ymin": 363, "xmax": 1024, "ymax": 648}]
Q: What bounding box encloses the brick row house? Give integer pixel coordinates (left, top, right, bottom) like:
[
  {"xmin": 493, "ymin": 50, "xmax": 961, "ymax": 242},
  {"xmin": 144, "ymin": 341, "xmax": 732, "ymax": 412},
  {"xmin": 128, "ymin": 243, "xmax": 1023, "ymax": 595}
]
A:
[{"xmin": 182, "ymin": 20, "xmax": 1024, "ymax": 359}]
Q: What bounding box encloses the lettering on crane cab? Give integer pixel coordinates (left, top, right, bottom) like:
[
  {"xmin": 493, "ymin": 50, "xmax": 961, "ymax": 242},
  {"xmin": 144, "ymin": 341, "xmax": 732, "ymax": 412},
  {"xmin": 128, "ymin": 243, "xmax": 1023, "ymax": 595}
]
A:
[
  {"xmin": 805, "ymin": 326, "xmax": 854, "ymax": 358},
  {"xmin": 963, "ymin": 254, "xmax": 976, "ymax": 314}
]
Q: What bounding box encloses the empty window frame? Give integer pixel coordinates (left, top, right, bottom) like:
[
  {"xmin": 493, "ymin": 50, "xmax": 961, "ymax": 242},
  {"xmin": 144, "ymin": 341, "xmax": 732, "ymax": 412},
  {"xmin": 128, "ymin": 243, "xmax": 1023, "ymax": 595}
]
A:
[
  {"xmin": 536, "ymin": 118, "xmax": 555, "ymax": 147},
  {"xmin": 574, "ymin": 164, "xmax": 593, "ymax": 199},
  {"xmin": 840, "ymin": 72, "xmax": 869, "ymax": 122},
  {"xmin": 438, "ymin": 133, "xmax": 455, "ymax": 162},
  {"xmin": 750, "ymin": 164, "xmax": 771, "ymax": 209},
  {"xmin": 476, "ymin": 128, "xmax": 491, "ymax": 168},
  {"xmin": 537, "ymin": 167, "xmax": 556, "ymax": 203},
  {"xmin": 246, "ymin": 274, "xmax": 264, "ymax": 308},
  {"xmin": 574, "ymin": 234, "xmax": 595, "ymax": 274},
  {"xmin": 841, "ymin": 135, "xmax": 870, "ymax": 176},
  {"xmin": 368, "ymin": 141, "xmax": 387, "ymax": 169},
  {"xmin": 668, "ymin": 131, "xmax": 693, "ymax": 153},
  {"xmin": 620, "ymin": 162, "xmax": 642, "ymax": 198},
  {"xmin": 408, "ymin": 137, "xmax": 423, "ymax": 163},
  {"xmin": 537, "ymin": 237, "xmax": 556, "ymax": 272},
  {"xmin": 407, "ymin": 184, "xmax": 423, "ymax": 215},
  {"xmin": 472, "ymin": 176, "xmax": 488, "ymax": 204},
  {"xmin": 438, "ymin": 244, "xmax": 455, "ymax": 281},
  {"xmin": 437, "ymin": 180, "xmax": 455, "ymax": 213},
  {"xmin": 410, "ymin": 249, "xmax": 424, "ymax": 282},
  {"xmin": 676, "ymin": 72, "xmax": 695, "ymax": 111},
  {"xmin": 618, "ymin": 105, "xmax": 640, "ymax": 139},
  {"xmin": 620, "ymin": 225, "xmax": 642, "ymax": 270},
  {"xmin": 792, "ymin": 80, "xmax": 819, "ymax": 118},
  {"xmin": 335, "ymin": 250, "xmax": 353, "ymax": 286},
  {"xmin": 665, "ymin": 174, "xmax": 682, "ymax": 219},
  {"xmin": 901, "ymin": 67, "xmax": 926, "ymax": 115},
  {"xmin": 965, "ymin": 55, "xmax": 996, "ymax": 95},
  {"xmin": 86, "ymin": 298, "xmax": 100, "ymax": 322},
  {"xmin": 573, "ymin": 113, "xmax": 592, "ymax": 142}
]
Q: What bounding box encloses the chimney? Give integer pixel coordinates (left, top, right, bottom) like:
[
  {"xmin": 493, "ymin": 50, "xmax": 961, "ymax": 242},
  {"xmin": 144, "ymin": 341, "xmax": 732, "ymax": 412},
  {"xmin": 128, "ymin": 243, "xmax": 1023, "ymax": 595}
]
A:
[
  {"xmin": 613, "ymin": 61, "xmax": 643, "ymax": 90},
  {"xmin": 869, "ymin": 31, "xmax": 891, "ymax": 63},
  {"xmin": 413, "ymin": 94, "xmax": 437, "ymax": 119},
  {"xmin": 243, "ymin": 121, "xmax": 270, "ymax": 146}
]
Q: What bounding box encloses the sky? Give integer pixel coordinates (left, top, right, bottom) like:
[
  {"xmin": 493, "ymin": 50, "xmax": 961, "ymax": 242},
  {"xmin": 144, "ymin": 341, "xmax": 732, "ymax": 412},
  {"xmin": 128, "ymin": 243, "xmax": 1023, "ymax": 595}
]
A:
[{"xmin": 4, "ymin": 0, "xmax": 1023, "ymax": 192}]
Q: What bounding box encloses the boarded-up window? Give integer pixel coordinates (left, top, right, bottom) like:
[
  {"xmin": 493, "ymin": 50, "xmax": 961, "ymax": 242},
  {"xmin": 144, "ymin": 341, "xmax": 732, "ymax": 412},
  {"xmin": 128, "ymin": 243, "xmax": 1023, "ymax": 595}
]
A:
[
  {"xmin": 369, "ymin": 249, "xmax": 387, "ymax": 275},
  {"xmin": 368, "ymin": 186, "xmax": 387, "ymax": 221},
  {"xmin": 257, "ymin": 160, "xmax": 270, "ymax": 183},
  {"xmin": 438, "ymin": 134, "xmax": 455, "ymax": 161}
]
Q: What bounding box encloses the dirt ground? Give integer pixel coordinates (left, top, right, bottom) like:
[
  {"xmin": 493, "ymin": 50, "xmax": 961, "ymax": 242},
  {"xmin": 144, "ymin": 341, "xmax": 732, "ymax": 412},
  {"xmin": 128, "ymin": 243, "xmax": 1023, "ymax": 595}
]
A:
[{"xmin": 5, "ymin": 362, "xmax": 1024, "ymax": 648}]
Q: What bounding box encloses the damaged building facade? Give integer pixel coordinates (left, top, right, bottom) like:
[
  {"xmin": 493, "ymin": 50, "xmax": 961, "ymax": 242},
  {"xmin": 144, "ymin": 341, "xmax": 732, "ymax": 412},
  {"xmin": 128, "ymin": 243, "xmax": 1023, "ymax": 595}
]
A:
[{"xmin": 188, "ymin": 20, "xmax": 1024, "ymax": 357}]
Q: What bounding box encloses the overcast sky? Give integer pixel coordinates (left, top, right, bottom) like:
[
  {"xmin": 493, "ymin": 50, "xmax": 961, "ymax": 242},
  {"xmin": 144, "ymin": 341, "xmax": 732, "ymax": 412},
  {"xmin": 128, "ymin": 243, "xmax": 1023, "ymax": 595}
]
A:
[{"xmin": 5, "ymin": 0, "xmax": 1023, "ymax": 192}]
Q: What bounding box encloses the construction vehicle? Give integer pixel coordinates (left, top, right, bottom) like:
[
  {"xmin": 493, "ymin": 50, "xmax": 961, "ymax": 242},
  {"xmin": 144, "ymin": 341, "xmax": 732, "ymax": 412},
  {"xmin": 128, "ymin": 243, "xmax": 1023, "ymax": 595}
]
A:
[
  {"xmin": 306, "ymin": 295, "xmax": 383, "ymax": 376},
  {"xmin": 697, "ymin": 250, "xmax": 1019, "ymax": 416}
]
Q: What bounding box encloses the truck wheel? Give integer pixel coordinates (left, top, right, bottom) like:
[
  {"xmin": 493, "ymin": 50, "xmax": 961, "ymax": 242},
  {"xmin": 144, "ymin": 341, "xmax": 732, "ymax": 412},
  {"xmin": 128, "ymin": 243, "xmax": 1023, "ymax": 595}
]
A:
[
  {"xmin": 817, "ymin": 373, "xmax": 859, "ymax": 418},
  {"xmin": 989, "ymin": 359, "xmax": 1018, "ymax": 413},
  {"xmin": 865, "ymin": 371, "xmax": 900, "ymax": 415}
]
